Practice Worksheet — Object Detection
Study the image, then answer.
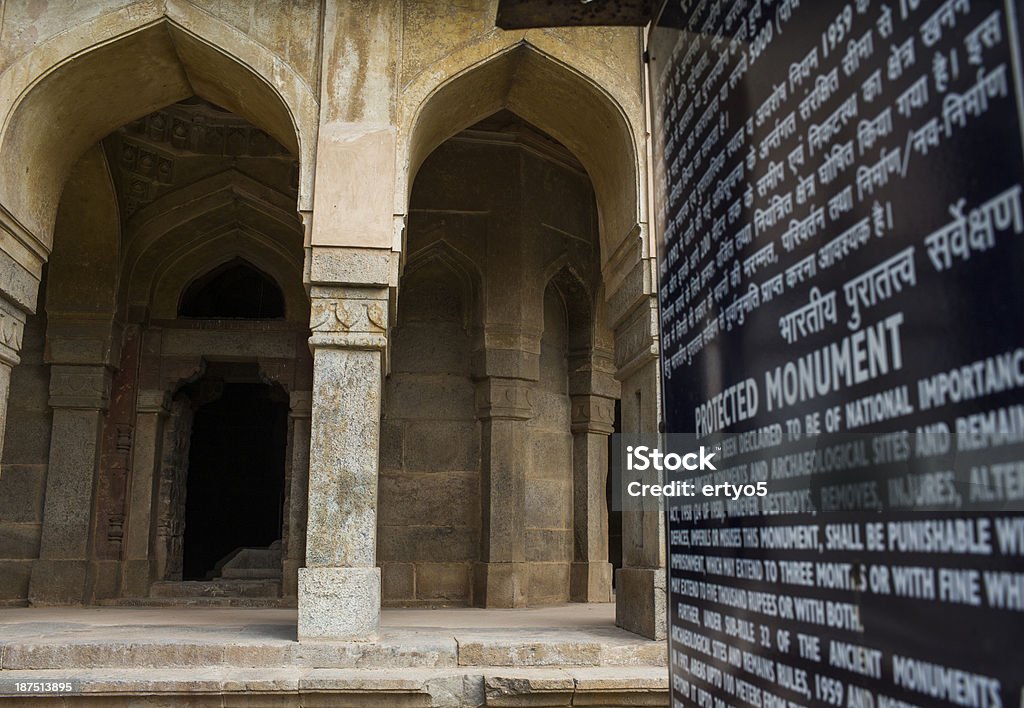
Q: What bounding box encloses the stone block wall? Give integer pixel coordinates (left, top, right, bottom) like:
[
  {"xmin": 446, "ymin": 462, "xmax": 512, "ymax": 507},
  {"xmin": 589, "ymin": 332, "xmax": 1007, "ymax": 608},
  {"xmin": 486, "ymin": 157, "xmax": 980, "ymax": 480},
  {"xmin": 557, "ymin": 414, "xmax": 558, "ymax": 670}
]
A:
[
  {"xmin": 525, "ymin": 287, "xmax": 574, "ymax": 604},
  {"xmin": 379, "ymin": 259, "xmax": 481, "ymax": 606},
  {"xmin": 378, "ymin": 119, "xmax": 603, "ymax": 607},
  {"xmin": 0, "ymin": 310, "xmax": 49, "ymax": 604}
]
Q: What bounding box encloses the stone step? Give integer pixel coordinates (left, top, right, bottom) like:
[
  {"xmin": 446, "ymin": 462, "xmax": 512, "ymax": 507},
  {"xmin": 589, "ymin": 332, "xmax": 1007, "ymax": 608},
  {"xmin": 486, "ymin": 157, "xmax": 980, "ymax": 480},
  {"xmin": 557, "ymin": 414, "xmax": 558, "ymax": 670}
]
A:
[
  {"xmin": 0, "ymin": 666, "xmax": 669, "ymax": 706},
  {"xmin": 0, "ymin": 631, "xmax": 665, "ymax": 671},
  {"xmin": 213, "ymin": 543, "xmax": 283, "ymax": 580},
  {"xmin": 149, "ymin": 579, "xmax": 281, "ymax": 599},
  {"xmin": 220, "ymin": 566, "xmax": 283, "ymax": 579},
  {"xmin": 98, "ymin": 596, "xmax": 293, "ymax": 608}
]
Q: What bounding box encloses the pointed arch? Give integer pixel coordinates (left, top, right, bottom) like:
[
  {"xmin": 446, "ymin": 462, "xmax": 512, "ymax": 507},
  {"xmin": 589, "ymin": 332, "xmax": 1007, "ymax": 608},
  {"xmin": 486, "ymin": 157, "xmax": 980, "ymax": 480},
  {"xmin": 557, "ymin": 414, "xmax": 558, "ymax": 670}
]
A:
[
  {"xmin": 0, "ymin": 14, "xmax": 317, "ymax": 252},
  {"xmin": 401, "ymin": 239, "xmax": 484, "ymax": 332},
  {"xmin": 545, "ymin": 263, "xmax": 594, "ymax": 355},
  {"xmin": 403, "ymin": 42, "xmax": 642, "ymax": 266}
]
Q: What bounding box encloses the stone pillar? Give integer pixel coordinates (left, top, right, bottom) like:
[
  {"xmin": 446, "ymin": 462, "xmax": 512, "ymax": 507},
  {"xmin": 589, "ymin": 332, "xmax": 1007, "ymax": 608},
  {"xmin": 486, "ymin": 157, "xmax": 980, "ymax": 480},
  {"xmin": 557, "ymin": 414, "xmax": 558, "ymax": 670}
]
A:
[
  {"xmin": 569, "ymin": 393, "xmax": 615, "ymax": 602},
  {"xmin": 119, "ymin": 390, "xmax": 169, "ymax": 597},
  {"xmin": 607, "ymin": 253, "xmax": 666, "ymax": 639},
  {"xmin": 0, "ymin": 203, "xmax": 43, "ymax": 467},
  {"xmin": 283, "ymin": 390, "xmax": 312, "ymax": 598},
  {"xmin": 298, "ymin": 285, "xmax": 388, "ymax": 640},
  {"xmin": 29, "ymin": 363, "xmax": 112, "ymax": 604},
  {"xmin": 0, "ymin": 297, "xmax": 27, "ymax": 467},
  {"xmin": 473, "ymin": 376, "xmax": 532, "ymax": 607},
  {"xmin": 615, "ymin": 355, "xmax": 666, "ymax": 640}
]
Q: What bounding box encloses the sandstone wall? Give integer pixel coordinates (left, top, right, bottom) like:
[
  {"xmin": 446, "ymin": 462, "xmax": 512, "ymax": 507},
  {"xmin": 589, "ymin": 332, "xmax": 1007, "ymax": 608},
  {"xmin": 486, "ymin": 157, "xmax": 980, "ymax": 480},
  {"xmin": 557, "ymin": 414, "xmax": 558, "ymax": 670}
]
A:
[
  {"xmin": 378, "ymin": 117, "xmax": 599, "ymax": 606},
  {"xmin": 0, "ymin": 309, "xmax": 49, "ymax": 604}
]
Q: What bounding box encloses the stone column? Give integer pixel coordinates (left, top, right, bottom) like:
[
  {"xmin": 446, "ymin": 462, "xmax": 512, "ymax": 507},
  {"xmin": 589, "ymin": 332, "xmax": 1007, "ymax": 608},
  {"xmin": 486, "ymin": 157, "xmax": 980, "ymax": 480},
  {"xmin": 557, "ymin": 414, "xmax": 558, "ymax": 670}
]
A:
[
  {"xmin": 473, "ymin": 376, "xmax": 532, "ymax": 607},
  {"xmin": 283, "ymin": 390, "xmax": 311, "ymax": 598},
  {"xmin": 0, "ymin": 298, "xmax": 26, "ymax": 468},
  {"xmin": 29, "ymin": 363, "xmax": 112, "ymax": 604},
  {"xmin": 298, "ymin": 285, "xmax": 388, "ymax": 640},
  {"xmin": 607, "ymin": 255, "xmax": 666, "ymax": 639},
  {"xmin": 615, "ymin": 354, "xmax": 666, "ymax": 640},
  {"xmin": 569, "ymin": 393, "xmax": 615, "ymax": 602},
  {"xmin": 119, "ymin": 389, "xmax": 169, "ymax": 597}
]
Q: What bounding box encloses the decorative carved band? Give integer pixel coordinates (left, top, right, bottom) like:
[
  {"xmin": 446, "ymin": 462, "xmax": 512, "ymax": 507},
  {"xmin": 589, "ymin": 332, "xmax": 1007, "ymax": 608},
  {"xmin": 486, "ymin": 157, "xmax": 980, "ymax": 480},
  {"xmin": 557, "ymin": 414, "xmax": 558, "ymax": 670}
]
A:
[
  {"xmin": 571, "ymin": 394, "xmax": 617, "ymax": 435},
  {"xmin": 475, "ymin": 378, "xmax": 534, "ymax": 420},
  {"xmin": 308, "ymin": 291, "xmax": 389, "ymax": 351},
  {"xmin": 48, "ymin": 365, "xmax": 113, "ymax": 410},
  {"xmin": 0, "ymin": 296, "xmax": 26, "ymax": 367}
]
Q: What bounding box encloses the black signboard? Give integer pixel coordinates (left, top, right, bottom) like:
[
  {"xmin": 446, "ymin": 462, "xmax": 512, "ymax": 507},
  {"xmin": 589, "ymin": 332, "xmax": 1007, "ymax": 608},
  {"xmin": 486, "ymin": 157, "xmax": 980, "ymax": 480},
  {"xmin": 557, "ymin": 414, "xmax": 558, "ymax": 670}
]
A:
[{"xmin": 650, "ymin": 1, "xmax": 1024, "ymax": 706}]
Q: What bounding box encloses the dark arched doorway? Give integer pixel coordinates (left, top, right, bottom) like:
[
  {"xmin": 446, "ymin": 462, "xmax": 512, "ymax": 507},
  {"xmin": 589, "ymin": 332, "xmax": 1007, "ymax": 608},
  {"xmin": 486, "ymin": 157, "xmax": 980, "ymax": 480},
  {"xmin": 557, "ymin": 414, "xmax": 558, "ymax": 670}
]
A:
[{"xmin": 178, "ymin": 365, "xmax": 289, "ymax": 581}]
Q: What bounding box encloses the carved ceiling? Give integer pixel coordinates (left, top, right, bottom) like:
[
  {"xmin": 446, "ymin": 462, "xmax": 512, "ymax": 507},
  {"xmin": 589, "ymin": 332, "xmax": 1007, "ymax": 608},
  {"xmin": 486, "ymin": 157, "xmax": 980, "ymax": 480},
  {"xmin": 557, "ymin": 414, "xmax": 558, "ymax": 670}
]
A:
[{"xmin": 103, "ymin": 97, "xmax": 299, "ymax": 219}]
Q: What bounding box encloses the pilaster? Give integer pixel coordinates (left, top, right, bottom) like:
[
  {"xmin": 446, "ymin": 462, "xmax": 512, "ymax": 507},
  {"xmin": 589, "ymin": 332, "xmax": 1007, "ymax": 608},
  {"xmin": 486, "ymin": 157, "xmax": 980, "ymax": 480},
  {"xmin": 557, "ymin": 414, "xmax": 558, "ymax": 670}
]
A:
[
  {"xmin": 29, "ymin": 363, "xmax": 112, "ymax": 604},
  {"xmin": 0, "ymin": 295, "xmax": 26, "ymax": 469},
  {"xmin": 120, "ymin": 389, "xmax": 170, "ymax": 598},
  {"xmin": 473, "ymin": 375, "xmax": 533, "ymax": 608},
  {"xmin": 569, "ymin": 392, "xmax": 616, "ymax": 603},
  {"xmin": 283, "ymin": 390, "xmax": 312, "ymax": 598}
]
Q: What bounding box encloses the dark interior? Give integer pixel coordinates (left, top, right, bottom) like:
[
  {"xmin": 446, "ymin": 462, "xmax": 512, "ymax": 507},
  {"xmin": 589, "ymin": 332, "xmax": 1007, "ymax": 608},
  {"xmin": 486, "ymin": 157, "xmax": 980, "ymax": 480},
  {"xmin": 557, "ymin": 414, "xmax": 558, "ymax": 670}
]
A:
[
  {"xmin": 181, "ymin": 380, "xmax": 288, "ymax": 580},
  {"xmin": 178, "ymin": 259, "xmax": 285, "ymax": 319}
]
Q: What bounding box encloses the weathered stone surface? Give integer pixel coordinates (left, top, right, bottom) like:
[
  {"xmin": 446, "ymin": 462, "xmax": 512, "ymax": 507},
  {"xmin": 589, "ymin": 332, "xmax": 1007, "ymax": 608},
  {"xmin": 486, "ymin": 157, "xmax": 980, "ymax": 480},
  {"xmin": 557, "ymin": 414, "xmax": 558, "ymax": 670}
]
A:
[
  {"xmin": 306, "ymin": 347, "xmax": 381, "ymax": 569},
  {"xmin": 403, "ymin": 420, "xmax": 480, "ymax": 473},
  {"xmin": 525, "ymin": 531, "xmax": 572, "ymax": 564},
  {"xmin": 414, "ymin": 563, "xmax": 471, "ymax": 602},
  {"xmin": 0, "ymin": 465, "xmax": 45, "ymax": 522},
  {"xmin": 0, "ymin": 522, "xmax": 41, "ymax": 558},
  {"xmin": 570, "ymin": 562, "xmax": 613, "ymax": 604},
  {"xmin": 614, "ymin": 568, "xmax": 666, "ymax": 642},
  {"xmin": 525, "ymin": 562, "xmax": 570, "ymax": 604},
  {"xmin": 381, "ymin": 562, "xmax": 415, "ymax": 601},
  {"xmin": 0, "ymin": 559, "xmax": 30, "ymax": 601},
  {"xmin": 378, "ymin": 472, "xmax": 479, "ymax": 528},
  {"xmin": 0, "ymin": 0, "xmax": 660, "ymax": 636},
  {"xmin": 524, "ymin": 481, "xmax": 571, "ymax": 530},
  {"xmin": 379, "ymin": 527, "xmax": 477, "ymax": 564},
  {"xmin": 386, "ymin": 375, "xmax": 476, "ymax": 420},
  {"xmin": 27, "ymin": 559, "xmax": 87, "ymax": 605},
  {"xmin": 297, "ymin": 567, "xmax": 380, "ymax": 642},
  {"xmin": 309, "ymin": 246, "xmax": 394, "ymax": 287},
  {"xmin": 460, "ymin": 638, "xmax": 602, "ymax": 667},
  {"xmin": 379, "ymin": 419, "xmax": 403, "ymax": 472}
]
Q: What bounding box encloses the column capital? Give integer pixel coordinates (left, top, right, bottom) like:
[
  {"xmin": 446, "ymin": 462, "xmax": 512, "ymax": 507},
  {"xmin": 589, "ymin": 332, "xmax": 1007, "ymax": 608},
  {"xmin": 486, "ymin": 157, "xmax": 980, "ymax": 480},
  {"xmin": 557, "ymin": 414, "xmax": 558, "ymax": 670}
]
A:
[
  {"xmin": 571, "ymin": 393, "xmax": 617, "ymax": 435},
  {"xmin": 48, "ymin": 364, "xmax": 113, "ymax": 411},
  {"xmin": 135, "ymin": 389, "xmax": 171, "ymax": 415},
  {"xmin": 475, "ymin": 377, "xmax": 534, "ymax": 420},
  {"xmin": 44, "ymin": 316, "xmax": 122, "ymax": 368},
  {"xmin": 308, "ymin": 285, "xmax": 389, "ymax": 351},
  {"xmin": 289, "ymin": 390, "xmax": 313, "ymax": 418},
  {"xmin": 0, "ymin": 294, "xmax": 27, "ymax": 368},
  {"xmin": 475, "ymin": 324, "xmax": 542, "ymax": 380}
]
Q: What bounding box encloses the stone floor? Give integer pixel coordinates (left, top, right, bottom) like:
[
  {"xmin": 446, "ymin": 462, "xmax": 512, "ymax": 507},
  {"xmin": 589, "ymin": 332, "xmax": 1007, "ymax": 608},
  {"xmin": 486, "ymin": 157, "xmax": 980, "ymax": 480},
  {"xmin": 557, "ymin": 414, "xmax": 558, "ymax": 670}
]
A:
[{"xmin": 0, "ymin": 604, "xmax": 668, "ymax": 706}]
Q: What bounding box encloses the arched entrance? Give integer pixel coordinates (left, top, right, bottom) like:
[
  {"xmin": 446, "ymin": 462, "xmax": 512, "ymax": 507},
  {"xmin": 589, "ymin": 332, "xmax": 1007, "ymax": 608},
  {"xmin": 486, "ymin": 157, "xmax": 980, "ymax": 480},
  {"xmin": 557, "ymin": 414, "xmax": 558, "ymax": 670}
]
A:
[
  {"xmin": 176, "ymin": 364, "xmax": 288, "ymax": 583},
  {"xmin": 385, "ymin": 110, "xmax": 617, "ymax": 608},
  {"xmin": 398, "ymin": 43, "xmax": 664, "ymax": 636},
  {"xmin": 0, "ymin": 16, "xmax": 314, "ymax": 605}
]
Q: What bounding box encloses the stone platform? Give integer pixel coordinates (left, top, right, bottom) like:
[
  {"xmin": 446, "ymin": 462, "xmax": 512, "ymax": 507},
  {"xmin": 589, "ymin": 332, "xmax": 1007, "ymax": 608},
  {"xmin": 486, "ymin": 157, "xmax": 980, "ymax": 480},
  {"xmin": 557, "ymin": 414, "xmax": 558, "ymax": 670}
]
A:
[{"xmin": 0, "ymin": 604, "xmax": 668, "ymax": 706}]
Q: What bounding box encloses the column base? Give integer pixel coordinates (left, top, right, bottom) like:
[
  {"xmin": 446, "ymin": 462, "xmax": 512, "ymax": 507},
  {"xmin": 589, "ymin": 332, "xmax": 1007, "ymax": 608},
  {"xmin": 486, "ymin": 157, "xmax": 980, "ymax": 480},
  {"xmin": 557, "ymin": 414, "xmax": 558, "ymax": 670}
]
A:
[
  {"xmin": 120, "ymin": 559, "xmax": 155, "ymax": 598},
  {"xmin": 298, "ymin": 567, "xmax": 380, "ymax": 641},
  {"xmin": 570, "ymin": 561, "xmax": 613, "ymax": 603},
  {"xmin": 28, "ymin": 559, "xmax": 87, "ymax": 605},
  {"xmin": 473, "ymin": 562, "xmax": 528, "ymax": 608},
  {"xmin": 614, "ymin": 567, "xmax": 666, "ymax": 640}
]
